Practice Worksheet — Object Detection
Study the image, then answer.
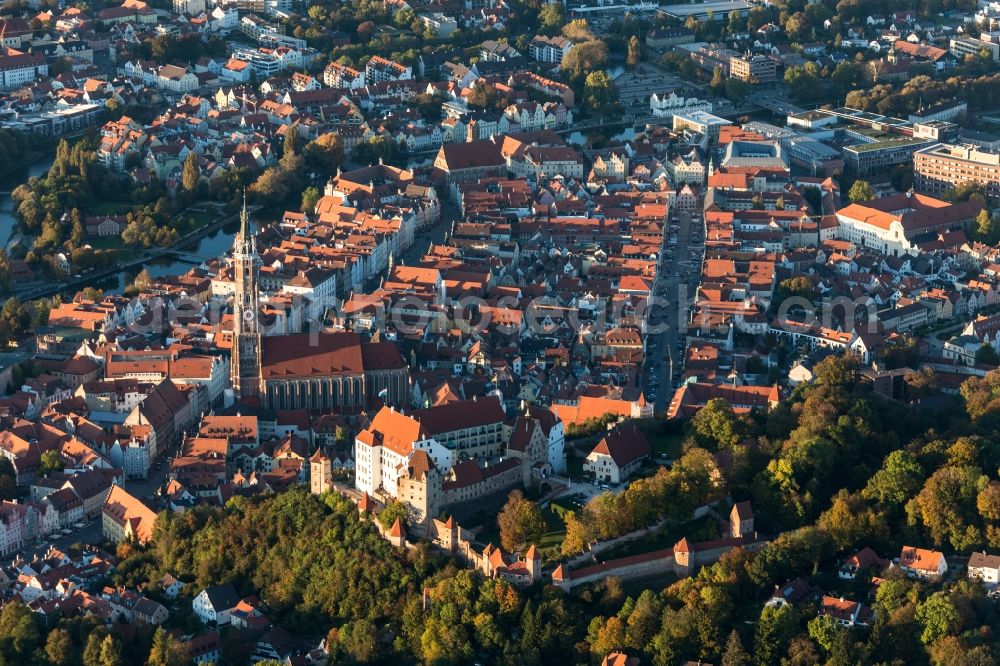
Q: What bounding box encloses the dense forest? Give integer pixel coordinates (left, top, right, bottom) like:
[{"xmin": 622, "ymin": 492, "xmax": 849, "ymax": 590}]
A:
[{"xmin": 0, "ymin": 356, "xmax": 996, "ymax": 665}]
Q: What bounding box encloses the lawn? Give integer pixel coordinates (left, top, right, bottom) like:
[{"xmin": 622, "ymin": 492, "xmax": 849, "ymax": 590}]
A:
[
  {"xmin": 187, "ymin": 209, "xmax": 215, "ymax": 228},
  {"xmin": 87, "ymin": 236, "xmax": 121, "ymax": 249},
  {"xmin": 473, "ymin": 504, "xmax": 569, "ymax": 563},
  {"xmin": 630, "ymin": 418, "xmax": 684, "ymax": 458},
  {"xmin": 537, "ymin": 506, "xmax": 568, "ymax": 562},
  {"xmin": 88, "ymin": 202, "xmax": 133, "ymax": 215}
]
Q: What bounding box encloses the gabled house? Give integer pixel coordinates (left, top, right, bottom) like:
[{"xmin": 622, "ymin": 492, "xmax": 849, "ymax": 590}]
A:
[
  {"xmin": 583, "ymin": 425, "xmax": 651, "ymax": 484},
  {"xmin": 192, "ymin": 583, "xmax": 241, "ymax": 626},
  {"xmin": 898, "ymin": 545, "xmax": 947, "ymax": 580}
]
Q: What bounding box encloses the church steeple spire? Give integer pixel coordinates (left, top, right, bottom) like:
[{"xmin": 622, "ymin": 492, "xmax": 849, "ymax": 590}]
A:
[
  {"xmin": 239, "ymin": 190, "xmax": 249, "ymax": 240},
  {"xmin": 231, "ymin": 193, "xmax": 261, "ymax": 400}
]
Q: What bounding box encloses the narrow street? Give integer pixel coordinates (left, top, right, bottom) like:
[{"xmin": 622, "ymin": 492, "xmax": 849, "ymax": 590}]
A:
[
  {"xmin": 402, "ymin": 202, "xmax": 455, "ymax": 265},
  {"xmin": 644, "ymin": 207, "xmax": 704, "ymax": 414}
]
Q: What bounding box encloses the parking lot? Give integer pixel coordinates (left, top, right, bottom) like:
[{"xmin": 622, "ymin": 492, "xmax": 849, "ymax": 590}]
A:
[{"xmin": 614, "ymin": 65, "xmax": 684, "ymax": 106}]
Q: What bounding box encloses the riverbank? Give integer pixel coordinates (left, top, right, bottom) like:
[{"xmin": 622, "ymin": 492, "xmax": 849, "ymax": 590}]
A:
[{"xmin": 0, "ymin": 150, "xmax": 57, "ymax": 249}]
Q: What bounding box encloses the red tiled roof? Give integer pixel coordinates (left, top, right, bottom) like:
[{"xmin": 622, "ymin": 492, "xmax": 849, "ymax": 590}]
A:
[{"xmin": 589, "ymin": 426, "xmax": 650, "ymax": 468}]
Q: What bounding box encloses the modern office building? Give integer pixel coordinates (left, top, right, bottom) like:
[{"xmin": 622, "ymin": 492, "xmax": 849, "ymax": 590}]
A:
[
  {"xmin": 913, "ymin": 143, "xmax": 1000, "ymax": 198},
  {"xmin": 843, "ymin": 137, "xmax": 934, "ymax": 176},
  {"xmin": 949, "ymin": 34, "xmax": 1000, "ymax": 62},
  {"xmin": 673, "ymin": 110, "xmax": 731, "ymax": 143},
  {"xmin": 729, "ymin": 53, "xmax": 776, "ymax": 82}
]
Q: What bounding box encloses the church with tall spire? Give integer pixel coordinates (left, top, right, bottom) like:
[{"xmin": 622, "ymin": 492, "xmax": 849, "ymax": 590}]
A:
[
  {"xmin": 227, "ymin": 197, "xmax": 409, "ymax": 410},
  {"xmin": 231, "ymin": 196, "xmax": 261, "ymax": 400}
]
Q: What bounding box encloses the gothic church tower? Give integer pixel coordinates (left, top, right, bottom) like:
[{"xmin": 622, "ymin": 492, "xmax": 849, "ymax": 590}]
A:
[{"xmin": 231, "ymin": 197, "xmax": 261, "ymax": 399}]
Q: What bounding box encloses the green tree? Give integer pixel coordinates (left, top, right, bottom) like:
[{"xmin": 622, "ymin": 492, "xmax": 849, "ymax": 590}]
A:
[
  {"xmin": 906, "ymin": 464, "xmax": 985, "ymax": 550},
  {"xmin": 863, "ymin": 450, "xmax": 923, "ymax": 506},
  {"xmin": 806, "ymin": 615, "xmax": 843, "ymax": 654},
  {"xmin": 44, "ymin": 628, "xmax": 73, "ymax": 666},
  {"xmin": 784, "ymin": 63, "xmax": 820, "ymax": 101},
  {"xmin": 587, "ymin": 615, "xmax": 626, "ymax": 659},
  {"xmin": 562, "ymin": 19, "xmax": 594, "ymax": 42},
  {"xmin": 831, "ymin": 61, "xmax": 863, "ymax": 95},
  {"xmin": 881, "ymin": 335, "xmax": 920, "ymax": 369},
  {"xmin": 848, "ymin": 179, "xmax": 875, "ymax": 203},
  {"xmin": 688, "ymin": 398, "xmax": 750, "ymax": 449},
  {"xmin": 0, "ymin": 601, "xmax": 40, "ymax": 660},
  {"xmin": 147, "ymin": 626, "xmax": 186, "ymax": 666},
  {"xmin": 776, "ymin": 276, "xmax": 813, "ymax": 301},
  {"xmin": 974, "ymin": 209, "xmax": 999, "ymax": 244},
  {"xmin": 711, "ymin": 66, "xmax": 726, "ymax": 94},
  {"xmin": 561, "ymin": 40, "xmax": 608, "ymax": 81},
  {"xmin": 300, "ymin": 186, "xmax": 322, "ymax": 215},
  {"xmin": 305, "ymin": 132, "xmax": 344, "ymax": 174},
  {"xmin": 497, "ymin": 490, "xmax": 545, "ymax": 552},
  {"xmin": 584, "ymin": 70, "xmax": 616, "ymax": 112},
  {"xmin": 339, "ymin": 619, "xmax": 377, "ymax": 663},
  {"xmin": 817, "ymin": 492, "xmax": 887, "ymax": 550},
  {"xmin": 722, "ymin": 629, "xmax": 749, "ymax": 666},
  {"xmin": 916, "ymin": 593, "xmax": 960, "ymax": 645},
  {"xmin": 727, "ymin": 9, "xmax": 747, "ymax": 33},
  {"xmin": 133, "ymin": 268, "xmax": 154, "ymax": 292},
  {"xmin": 83, "ymin": 632, "xmax": 104, "ymax": 666},
  {"xmin": 724, "ymin": 78, "xmax": 748, "ymax": 103},
  {"xmin": 753, "ymin": 602, "xmax": 797, "ymax": 665},
  {"xmin": 975, "ymin": 344, "xmax": 1000, "ymax": 366},
  {"xmin": 377, "ymin": 500, "xmax": 409, "ymax": 530},
  {"xmin": 561, "ymin": 510, "xmax": 592, "ymax": 555},
  {"xmin": 99, "ymin": 634, "xmax": 123, "ymax": 666},
  {"xmin": 538, "ymin": 2, "xmax": 565, "ymax": 32},
  {"xmin": 39, "ymin": 449, "xmax": 63, "ymax": 476}
]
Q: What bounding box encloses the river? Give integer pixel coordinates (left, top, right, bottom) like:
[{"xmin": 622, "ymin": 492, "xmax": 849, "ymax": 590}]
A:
[{"xmin": 0, "ymin": 152, "xmax": 241, "ymax": 295}]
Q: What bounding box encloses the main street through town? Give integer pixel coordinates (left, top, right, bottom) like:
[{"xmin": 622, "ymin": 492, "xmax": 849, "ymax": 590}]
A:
[{"xmin": 645, "ymin": 208, "xmax": 704, "ymax": 414}]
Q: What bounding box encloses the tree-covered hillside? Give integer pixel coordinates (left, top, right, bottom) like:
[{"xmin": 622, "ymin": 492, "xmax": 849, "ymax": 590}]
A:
[{"xmin": 0, "ymin": 356, "xmax": 997, "ymax": 665}]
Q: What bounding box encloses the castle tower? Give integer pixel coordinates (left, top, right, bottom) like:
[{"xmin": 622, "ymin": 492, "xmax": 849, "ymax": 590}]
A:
[
  {"xmin": 673, "ymin": 537, "xmax": 692, "ymax": 576},
  {"xmin": 231, "ymin": 196, "xmax": 262, "ymax": 400},
  {"xmin": 309, "ymin": 448, "xmax": 332, "ymax": 494},
  {"xmin": 525, "ymin": 544, "xmax": 541, "ymax": 580}
]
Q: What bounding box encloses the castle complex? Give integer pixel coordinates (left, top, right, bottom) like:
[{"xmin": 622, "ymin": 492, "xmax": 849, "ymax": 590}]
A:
[{"xmin": 348, "ymin": 397, "xmax": 565, "ymax": 532}]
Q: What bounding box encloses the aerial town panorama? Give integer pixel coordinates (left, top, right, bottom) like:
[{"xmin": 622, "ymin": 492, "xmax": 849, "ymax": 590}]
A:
[{"xmin": 0, "ymin": 0, "xmax": 997, "ymax": 663}]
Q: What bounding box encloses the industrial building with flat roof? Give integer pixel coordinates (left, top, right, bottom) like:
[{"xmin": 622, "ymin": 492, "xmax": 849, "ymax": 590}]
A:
[
  {"xmin": 673, "ymin": 110, "xmax": 731, "ymax": 143},
  {"xmin": 843, "ymin": 137, "xmax": 934, "ymax": 176},
  {"xmin": 658, "ymin": 0, "xmax": 749, "ymax": 21}
]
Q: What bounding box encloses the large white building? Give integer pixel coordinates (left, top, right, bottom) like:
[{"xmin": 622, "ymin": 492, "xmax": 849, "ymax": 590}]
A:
[
  {"xmin": 650, "ymin": 91, "xmax": 713, "ymax": 119},
  {"xmin": 173, "ymin": 0, "xmax": 206, "ymax": 15},
  {"xmin": 529, "ymin": 35, "xmax": 573, "ymax": 63},
  {"xmin": 834, "ymin": 191, "xmax": 981, "ymax": 256},
  {"xmin": 354, "ymin": 398, "xmax": 564, "ymax": 530},
  {"xmin": 156, "ymin": 65, "xmax": 199, "ymax": 93},
  {"xmin": 0, "ymin": 48, "xmax": 48, "ymax": 91},
  {"xmin": 231, "ymin": 46, "xmax": 306, "ymax": 76},
  {"xmin": 354, "ymin": 407, "xmax": 449, "ymax": 496},
  {"xmin": 323, "ymin": 61, "xmax": 365, "ymax": 89},
  {"xmin": 666, "ymin": 147, "xmax": 706, "ymax": 186}
]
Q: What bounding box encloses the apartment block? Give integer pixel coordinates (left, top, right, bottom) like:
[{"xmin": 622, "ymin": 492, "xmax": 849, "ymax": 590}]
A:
[
  {"xmin": 914, "ymin": 143, "xmax": 1000, "ymax": 198},
  {"xmin": 728, "ymin": 53, "xmax": 775, "ymax": 82}
]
